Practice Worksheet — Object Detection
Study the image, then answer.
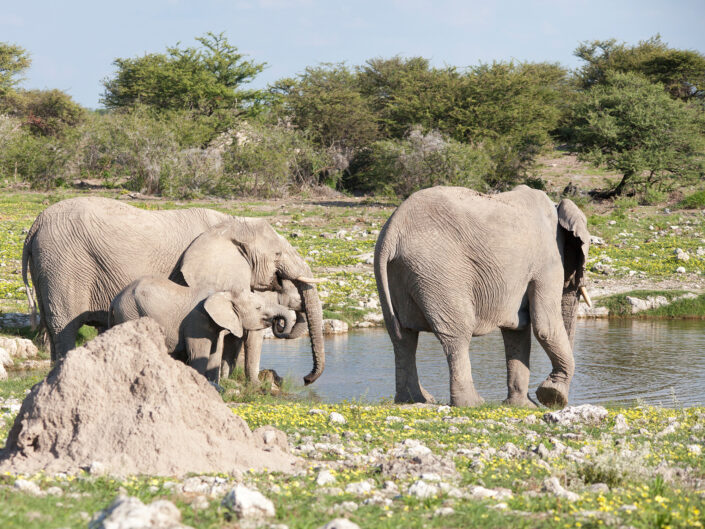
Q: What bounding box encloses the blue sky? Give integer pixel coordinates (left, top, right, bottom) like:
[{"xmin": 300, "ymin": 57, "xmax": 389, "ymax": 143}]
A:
[{"xmin": 3, "ymin": 0, "xmax": 704, "ymax": 109}]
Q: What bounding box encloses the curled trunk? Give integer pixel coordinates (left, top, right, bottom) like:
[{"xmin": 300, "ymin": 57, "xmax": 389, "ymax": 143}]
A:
[
  {"xmin": 275, "ymin": 312, "xmax": 308, "ymax": 340},
  {"xmin": 271, "ymin": 309, "xmax": 296, "ymax": 338}
]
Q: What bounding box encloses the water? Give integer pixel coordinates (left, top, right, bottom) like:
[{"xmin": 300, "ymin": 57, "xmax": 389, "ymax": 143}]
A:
[{"xmin": 261, "ymin": 320, "xmax": 705, "ymax": 406}]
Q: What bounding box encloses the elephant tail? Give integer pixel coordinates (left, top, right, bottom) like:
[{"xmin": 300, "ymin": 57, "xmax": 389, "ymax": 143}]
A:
[
  {"xmin": 374, "ymin": 224, "xmax": 402, "ymax": 341},
  {"xmin": 21, "ymin": 228, "xmax": 39, "ymax": 330}
]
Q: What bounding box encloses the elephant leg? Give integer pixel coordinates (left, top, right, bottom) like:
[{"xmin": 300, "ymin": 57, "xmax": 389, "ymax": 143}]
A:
[
  {"xmin": 234, "ymin": 336, "xmax": 245, "ymax": 370},
  {"xmin": 220, "ymin": 334, "xmax": 241, "ymax": 379},
  {"xmin": 501, "ymin": 327, "xmax": 537, "ymax": 407},
  {"xmin": 530, "ymin": 284, "xmax": 575, "ymax": 408},
  {"xmin": 438, "ymin": 334, "xmax": 484, "ymax": 407},
  {"xmin": 53, "ymin": 319, "xmax": 82, "ymax": 361},
  {"xmin": 392, "ymin": 327, "xmax": 435, "ymax": 404},
  {"xmin": 186, "ymin": 336, "xmax": 213, "ymax": 379},
  {"xmin": 204, "ymin": 330, "xmax": 228, "ymax": 383},
  {"xmin": 244, "ymin": 329, "xmax": 264, "ymax": 383}
]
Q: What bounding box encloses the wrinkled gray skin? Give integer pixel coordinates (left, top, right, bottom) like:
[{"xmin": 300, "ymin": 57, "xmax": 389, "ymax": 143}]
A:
[
  {"xmin": 109, "ymin": 276, "xmax": 296, "ymax": 382},
  {"xmin": 374, "ymin": 186, "xmax": 590, "ymax": 408},
  {"xmin": 220, "ymin": 279, "xmax": 307, "ymax": 381},
  {"xmin": 22, "ymin": 197, "xmax": 325, "ymax": 385}
]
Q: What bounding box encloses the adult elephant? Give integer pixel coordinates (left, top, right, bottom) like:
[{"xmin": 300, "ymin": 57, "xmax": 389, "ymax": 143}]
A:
[
  {"xmin": 22, "ymin": 197, "xmax": 325, "ymax": 385},
  {"xmin": 374, "ymin": 185, "xmax": 590, "ymax": 408}
]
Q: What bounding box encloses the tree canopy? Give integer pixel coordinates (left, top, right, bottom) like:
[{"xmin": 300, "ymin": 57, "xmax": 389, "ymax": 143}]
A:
[
  {"xmin": 574, "ymin": 35, "xmax": 705, "ymax": 101},
  {"xmin": 566, "ymin": 71, "xmax": 705, "ymax": 195},
  {"xmin": 0, "ymin": 42, "xmax": 30, "ymax": 94},
  {"xmin": 101, "ymin": 32, "xmax": 265, "ymax": 115}
]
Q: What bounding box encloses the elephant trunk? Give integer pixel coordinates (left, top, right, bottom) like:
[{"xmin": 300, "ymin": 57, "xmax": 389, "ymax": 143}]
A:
[
  {"xmin": 297, "ymin": 281, "xmax": 325, "ymax": 385},
  {"xmin": 275, "ymin": 311, "xmax": 308, "ymax": 339},
  {"xmin": 561, "ymin": 287, "xmax": 580, "ymax": 350},
  {"xmin": 271, "ymin": 309, "xmax": 296, "ymax": 338}
]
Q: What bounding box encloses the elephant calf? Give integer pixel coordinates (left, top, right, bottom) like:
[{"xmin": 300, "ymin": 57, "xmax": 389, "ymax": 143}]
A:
[{"xmin": 109, "ymin": 276, "xmax": 296, "ymax": 382}]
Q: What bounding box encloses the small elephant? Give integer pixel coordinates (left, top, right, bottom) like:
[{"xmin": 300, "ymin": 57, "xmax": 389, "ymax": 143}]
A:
[
  {"xmin": 220, "ymin": 278, "xmax": 308, "ymax": 381},
  {"xmin": 375, "ymin": 185, "xmax": 590, "ymax": 408},
  {"xmin": 109, "ymin": 276, "xmax": 296, "ymax": 382}
]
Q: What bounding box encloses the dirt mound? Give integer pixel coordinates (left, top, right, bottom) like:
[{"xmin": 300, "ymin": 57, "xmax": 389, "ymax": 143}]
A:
[{"xmin": 0, "ymin": 318, "xmax": 297, "ymax": 477}]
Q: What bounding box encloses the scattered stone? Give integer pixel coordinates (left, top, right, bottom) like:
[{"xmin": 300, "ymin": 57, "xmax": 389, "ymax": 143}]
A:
[
  {"xmin": 625, "ymin": 295, "xmax": 669, "ymax": 313},
  {"xmin": 588, "ymin": 483, "xmax": 610, "ymax": 494},
  {"xmin": 89, "ymin": 495, "xmax": 190, "ymax": 529},
  {"xmin": 687, "ymin": 444, "xmax": 702, "ymax": 455},
  {"xmin": 14, "ymin": 479, "xmax": 43, "ymax": 496},
  {"xmin": 345, "ymin": 481, "xmax": 373, "ymax": 495},
  {"xmin": 676, "ymin": 266, "xmax": 687, "ymax": 274},
  {"xmin": 408, "ymin": 479, "xmax": 439, "ymax": 499},
  {"xmin": 542, "ymin": 477, "xmax": 580, "ymax": 502},
  {"xmin": 309, "ymin": 408, "xmax": 326, "ymax": 415},
  {"xmin": 675, "ymin": 248, "xmax": 690, "ymax": 261},
  {"xmin": 385, "ymin": 416, "xmax": 404, "ymax": 423},
  {"xmin": 222, "ymin": 484, "xmax": 275, "ymax": 519},
  {"xmin": 613, "ymin": 414, "xmax": 629, "ymax": 434},
  {"xmin": 317, "ymin": 519, "xmax": 360, "ymax": 529},
  {"xmin": 0, "ymin": 347, "xmax": 11, "ymax": 367},
  {"xmin": 0, "ymin": 313, "xmax": 31, "ymax": 329},
  {"xmin": 317, "ymin": 469, "xmax": 337, "ymax": 486},
  {"xmin": 434, "ymin": 507, "xmax": 455, "ymax": 516},
  {"xmin": 0, "ymin": 336, "xmax": 38, "ymax": 359},
  {"xmin": 331, "ymin": 501, "xmax": 358, "ymax": 513},
  {"xmin": 577, "ymin": 305, "xmax": 610, "ymax": 318},
  {"xmin": 543, "ymin": 405, "xmax": 608, "ymax": 427},
  {"xmin": 0, "ymin": 363, "xmax": 6, "ymax": 381},
  {"xmin": 329, "ymin": 412, "xmax": 347, "ymax": 424},
  {"xmin": 323, "ymin": 319, "xmax": 348, "ymax": 334}
]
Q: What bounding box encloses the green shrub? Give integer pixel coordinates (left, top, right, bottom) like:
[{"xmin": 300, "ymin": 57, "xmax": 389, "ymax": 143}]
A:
[
  {"xmin": 640, "ymin": 187, "xmax": 668, "ymax": 205},
  {"xmin": 348, "ymin": 127, "xmax": 491, "ymax": 197},
  {"xmin": 220, "ymin": 122, "xmax": 333, "ymax": 198},
  {"xmin": 678, "ymin": 190, "xmax": 705, "ymax": 209}
]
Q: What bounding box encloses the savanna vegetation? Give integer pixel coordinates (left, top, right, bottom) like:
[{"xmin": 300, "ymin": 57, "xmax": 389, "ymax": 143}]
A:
[{"xmin": 0, "ymin": 33, "xmax": 703, "ymax": 200}]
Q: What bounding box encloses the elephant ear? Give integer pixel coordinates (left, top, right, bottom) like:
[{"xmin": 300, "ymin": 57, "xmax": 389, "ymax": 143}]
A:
[
  {"xmin": 557, "ymin": 198, "xmax": 591, "ymax": 285},
  {"xmin": 203, "ymin": 292, "xmax": 243, "ymax": 337},
  {"xmin": 180, "ymin": 226, "xmax": 250, "ymax": 292}
]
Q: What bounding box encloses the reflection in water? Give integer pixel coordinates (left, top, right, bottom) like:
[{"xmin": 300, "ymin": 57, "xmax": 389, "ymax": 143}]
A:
[{"xmin": 260, "ymin": 320, "xmax": 705, "ymax": 406}]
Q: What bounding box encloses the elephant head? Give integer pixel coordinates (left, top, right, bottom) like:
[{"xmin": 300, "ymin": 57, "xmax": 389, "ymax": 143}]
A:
[
  {"xmin": 178, "ymin": 218, "xmax": 325, "ymax": 385},
  {"xmin": 557, "ymin": 198, "xmax": 591, "ymax": 348},
  {"xmin": 203, "ymin": 290, "xmax": 296, "ymax": 337}
]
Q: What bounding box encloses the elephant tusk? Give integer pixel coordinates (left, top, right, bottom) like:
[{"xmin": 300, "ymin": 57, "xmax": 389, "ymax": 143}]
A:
[
  {"xmin": 296, "ymin": 276, "xmax": 325, "ymax": 284},
  {"xmin": 580, "ymin": 286, "xmax": 592, "ymax": 307}
]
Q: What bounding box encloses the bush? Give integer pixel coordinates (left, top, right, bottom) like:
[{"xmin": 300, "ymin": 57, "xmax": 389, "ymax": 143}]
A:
[
  {"xmin": 348, "ymin": 127, "xmax": 491, "ymax": 197},
  {"xmin": 678, "ymin": 190, "xmax": 705, "ymax": 209},
  {"xmin": 220, "ymin": 123, "xmax": 333, "ymax": 197}
]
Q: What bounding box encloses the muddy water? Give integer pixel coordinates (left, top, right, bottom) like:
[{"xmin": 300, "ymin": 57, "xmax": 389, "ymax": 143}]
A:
[{"xmin": 261, "ymin": 320, "xmax": 705, "ymax": 406}]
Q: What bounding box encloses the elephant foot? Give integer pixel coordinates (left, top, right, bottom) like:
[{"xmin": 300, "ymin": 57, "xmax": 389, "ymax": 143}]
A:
[
  {"xmin": 395, "ymin": 385, "xmax": 436, "ymax": 404},
  {"xmin": 536, "ymin": 378, "xmax": 569, "ymax": 408},
  {"xmin": 503, "ymin": 394, "xmax": 538, "ymax": 408},
  {"xmin": 451, "ymin": 391, "xmax": 484, "ymax": 408}
]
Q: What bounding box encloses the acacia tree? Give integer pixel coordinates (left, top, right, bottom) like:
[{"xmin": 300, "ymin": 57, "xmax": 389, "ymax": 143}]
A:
[
  {"xmin": 567, "ymin": 71, "xmax": 705, "ymax": 196},
  {"xmin": 575, "ymin": 35, "xmax": 705, "ymax": 101},
  {"xmin": 0, "ymin": 42, "xmax": 30, "ymax": 94},
  {"xmin": 101, "ymin": 32, "xmax": 265, "ymax": 115}
]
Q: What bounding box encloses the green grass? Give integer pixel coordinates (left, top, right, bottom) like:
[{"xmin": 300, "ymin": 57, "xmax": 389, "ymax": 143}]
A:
[
  {"xmin": 678, "ymin": 190, "xmax": 705, "ymax": 209},
  {"xmin": 598, "ymin": 290, "xmax": 688, "ymax": 316}
]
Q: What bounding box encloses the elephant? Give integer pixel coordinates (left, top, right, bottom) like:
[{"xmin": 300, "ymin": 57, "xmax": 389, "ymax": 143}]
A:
[
  {"xmin": 374, "ymin": 185, "xmax": 590, "ymax": 408},
  {"xmin": 22, "ymin": 197, "xmax": 325, "ymax": 385},
  {"xmin": 219, "ymin": 278, "xmax": 308, "ymax": 381},
  {"xmin": 109, "ymin": 276, "xmax": 296, "ymax": 382}
]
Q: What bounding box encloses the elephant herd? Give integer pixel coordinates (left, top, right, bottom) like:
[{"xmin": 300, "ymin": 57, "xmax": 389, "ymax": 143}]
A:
[{"xmin": 22, "ymin": 185, "xmax": 591, "ymax": 408}]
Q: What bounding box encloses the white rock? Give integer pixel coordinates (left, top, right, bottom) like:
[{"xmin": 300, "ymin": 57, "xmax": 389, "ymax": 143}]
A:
[
  {"xmin": 0, "ymin": 363, "xmax": 7, "ymax": 381},
  {"xmin": 676, "ymin": 266, "xmax": 687, "ymax": 273},
  {"xmin": 363, "ymin": 312, "xmax": 384, "ymax": 323},
  {"xmin": 434, "ymin": 507, "xmax": 455, "ymax": 516},
  {"xmin": 0, "ymin": 347, "xmax": 11, "ymax": 367},
  {"xmin": 345, "ymin": 481, "xmax": 372, "ymax": 495},
  {"xmin": 316, "ymin": 469, "xmax": 337, "ymax": 486},
  {"xmin": 608, "ymin": 220, "xmax": 617, "ymax": 225},
  {"xmin": 577, "ymin": 305, "xmax": 610, "ymax": 318},
  {"xmin": 408, "ymin": 480, "xmax": 439, "ymax": 499},
  {"xmin": 309, "ymin": 408, "xmax": 326, "ymax": 415},
  {"xmin": 385, "ymin": 416, "xmax": 404, "ymax": 423},
  {"xmin": 687, "ymin": 444, "xmax": 702, "ymax": 455},
  {"xmin": 14, "ymin": 479, "xmax": 43, "ymax": 496},
  {"xmin": 543, "ymin": 405, "xmax": 608, "ymax": 426},
  {"xmin": 613, "ymin": 414, "xmax": 629, "ymax": 434},
  {"xmin": 88, "ymin": 461, "xmax": 108, "ymax": 476},
  {"xmin": 222, "ymin": 484, "xmax": 275, "ymax": 519},
  {"xmin": 542, "ymin": 477, "xmax": 580, "ymax": 502},
  {"xmin": 675, "ymin": 248, "xmax": 690, "ymax": 261},
  {"xmin": 89, "ymin": 495, "xmax": 189, "ymax": 529},
  {"xmin": 317, "ymin": 519, "xmax": 361, "ymax": 529},
  {"xmin": 467, "ymin": 485, "xmax": 498, "ymax": 499},
  {"xmin": 323, "ymin": 319, "xmax": 348, "ymax": 334},
  {"xmin": 329, "ymin": 412, "xmax": 347, "ymax": 424}
]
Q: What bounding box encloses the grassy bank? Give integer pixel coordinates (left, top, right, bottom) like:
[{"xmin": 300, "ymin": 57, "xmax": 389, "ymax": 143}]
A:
[{"xmin": 0, "ymin": 372, "xmax": 704, "ymax": 529}]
